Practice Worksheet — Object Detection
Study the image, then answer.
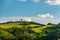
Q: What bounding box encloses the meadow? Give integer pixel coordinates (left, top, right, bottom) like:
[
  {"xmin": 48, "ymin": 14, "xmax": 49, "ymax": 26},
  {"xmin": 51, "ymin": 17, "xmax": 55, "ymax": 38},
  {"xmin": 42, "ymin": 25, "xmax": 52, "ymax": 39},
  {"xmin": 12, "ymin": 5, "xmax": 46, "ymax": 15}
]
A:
[{"xmin": 0, "ymin": 21, "xmax": 60, "ymax": 40}]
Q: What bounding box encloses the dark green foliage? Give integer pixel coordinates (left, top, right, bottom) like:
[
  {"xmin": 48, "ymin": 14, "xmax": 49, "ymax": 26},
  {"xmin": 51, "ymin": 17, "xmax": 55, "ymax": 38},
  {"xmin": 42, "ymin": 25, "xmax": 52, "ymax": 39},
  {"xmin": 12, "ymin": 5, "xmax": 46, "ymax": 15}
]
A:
[
  {"xmin": 47, "ymin": 23, "xmax": 56, "ymax": 25},
  {"xmin": 0, "ymin": 21, "xmax": 60, "ymax": 40},
  {"xmin": 42, "ymin": 25, "xmax": 60, "ymax": 40}
]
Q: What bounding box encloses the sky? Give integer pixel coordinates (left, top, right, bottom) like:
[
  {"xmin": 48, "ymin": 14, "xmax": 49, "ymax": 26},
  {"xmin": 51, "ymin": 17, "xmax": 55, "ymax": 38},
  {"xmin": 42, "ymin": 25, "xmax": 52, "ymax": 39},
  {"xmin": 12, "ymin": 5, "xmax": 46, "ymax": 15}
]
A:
[{"xmin": 0, "ymin": 0, "xmax": 60, "ymax": 24}]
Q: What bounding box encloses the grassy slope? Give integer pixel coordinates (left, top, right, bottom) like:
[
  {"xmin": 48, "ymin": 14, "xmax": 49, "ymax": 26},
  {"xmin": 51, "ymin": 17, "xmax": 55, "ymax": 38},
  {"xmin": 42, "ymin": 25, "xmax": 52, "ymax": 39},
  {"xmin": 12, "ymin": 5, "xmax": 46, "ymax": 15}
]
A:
[{"xmin": 0, "ymin": 21, "xmax": 54, "ymax": 33}]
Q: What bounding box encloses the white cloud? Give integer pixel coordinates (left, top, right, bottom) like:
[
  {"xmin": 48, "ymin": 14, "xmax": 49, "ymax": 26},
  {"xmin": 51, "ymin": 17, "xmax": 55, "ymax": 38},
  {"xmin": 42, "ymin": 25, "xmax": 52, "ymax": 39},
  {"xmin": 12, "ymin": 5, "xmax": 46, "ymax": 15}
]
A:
[
  {"xmin": 17, "ymin": 0, "xmax": 27, "ymax": 2},
  {"xmin": 23, "ymin": 17, "xmax": 32, "ymax": 22},
  {"xmin": 0, "ymin": 17, "xmax": 32, "ymax": 22},
  {"xmin": 32, "ymin": 0, "xmax": 40, "ymax": 3},
  {"xmin": 32, "ymin": 17, "xmax": 60, "ymax": 24},
  {"xmin": 38, "ymin": 13, "xmax": 54, "ymax": 19},
  {"xmin": 46, "ymin": 0, "xmax": 60, "ymax": 5},
  {"xmin": 13, "ymin": 0, "xmax": 40, "ymax": 3},
  {"xmin": 0, "ymin": 14, "xmax": 60, "ymax": 24}
]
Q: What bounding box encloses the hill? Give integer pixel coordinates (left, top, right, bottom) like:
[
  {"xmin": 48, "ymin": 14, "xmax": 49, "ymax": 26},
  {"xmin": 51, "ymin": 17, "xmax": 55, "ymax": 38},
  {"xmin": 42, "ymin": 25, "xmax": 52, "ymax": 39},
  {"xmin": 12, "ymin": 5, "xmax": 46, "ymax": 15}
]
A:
[
  {"xmin": 0, "ymin": 21, "xmax": 60, "ymax": 40},
  {"xmin": 0, "ymin": 21, "xmax": 45, "ymax": 28}
]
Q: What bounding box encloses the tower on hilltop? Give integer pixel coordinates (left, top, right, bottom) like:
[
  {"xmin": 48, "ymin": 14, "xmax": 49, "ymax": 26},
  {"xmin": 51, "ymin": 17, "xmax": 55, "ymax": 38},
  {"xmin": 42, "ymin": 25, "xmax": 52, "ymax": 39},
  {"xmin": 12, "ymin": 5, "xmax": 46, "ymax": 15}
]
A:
[{"xmin": 21, "ymin": 18, "xmax": 23, "ymax": 21}]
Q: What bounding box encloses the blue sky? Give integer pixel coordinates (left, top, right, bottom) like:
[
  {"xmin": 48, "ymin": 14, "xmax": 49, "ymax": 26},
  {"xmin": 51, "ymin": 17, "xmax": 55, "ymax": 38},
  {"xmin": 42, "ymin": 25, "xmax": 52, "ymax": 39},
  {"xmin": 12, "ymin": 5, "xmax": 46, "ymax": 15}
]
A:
[{"xmin": 0, "ymin": 0, "xmax": 60, "ymax": 24}]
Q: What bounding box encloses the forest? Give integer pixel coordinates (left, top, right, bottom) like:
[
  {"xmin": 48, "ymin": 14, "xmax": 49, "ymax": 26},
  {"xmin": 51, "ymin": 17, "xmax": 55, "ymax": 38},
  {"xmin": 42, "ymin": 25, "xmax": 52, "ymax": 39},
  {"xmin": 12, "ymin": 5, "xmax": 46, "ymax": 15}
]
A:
[{"xmin": 0, "ymin": 21, "xmax": 60, "ymax": 40}]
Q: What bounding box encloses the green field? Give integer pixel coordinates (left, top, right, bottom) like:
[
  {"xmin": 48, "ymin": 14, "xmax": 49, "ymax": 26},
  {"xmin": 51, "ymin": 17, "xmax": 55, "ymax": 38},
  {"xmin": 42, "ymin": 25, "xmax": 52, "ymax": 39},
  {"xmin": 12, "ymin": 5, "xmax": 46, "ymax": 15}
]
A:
[{"xmin": 0, "ymin": 21, "xmax": 60, "ymax": 40}]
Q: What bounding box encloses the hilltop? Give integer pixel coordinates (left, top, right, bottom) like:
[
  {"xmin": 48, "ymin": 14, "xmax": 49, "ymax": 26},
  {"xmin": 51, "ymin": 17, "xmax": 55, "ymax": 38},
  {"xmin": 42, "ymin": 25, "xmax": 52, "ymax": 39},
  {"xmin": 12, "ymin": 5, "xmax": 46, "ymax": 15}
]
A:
[{"xmin": 0, "ymin": 21, "xmax": 45, "ymax": 28}]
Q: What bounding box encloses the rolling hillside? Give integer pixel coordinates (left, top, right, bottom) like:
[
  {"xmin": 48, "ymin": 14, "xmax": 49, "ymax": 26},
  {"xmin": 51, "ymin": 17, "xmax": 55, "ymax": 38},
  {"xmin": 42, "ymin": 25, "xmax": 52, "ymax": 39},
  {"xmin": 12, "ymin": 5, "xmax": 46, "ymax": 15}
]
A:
[{"xmin": 0, "ymin": 21, "xmax": 60, "ymax": 40}]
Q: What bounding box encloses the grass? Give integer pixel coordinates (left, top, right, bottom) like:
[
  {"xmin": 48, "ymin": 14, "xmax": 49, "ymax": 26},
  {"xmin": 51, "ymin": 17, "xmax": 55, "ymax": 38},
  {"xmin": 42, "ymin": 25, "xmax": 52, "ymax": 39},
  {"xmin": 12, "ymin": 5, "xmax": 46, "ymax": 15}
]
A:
[{"xmin": 0, "ymin": 21, "xmax": 54, "ymax": 33}]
